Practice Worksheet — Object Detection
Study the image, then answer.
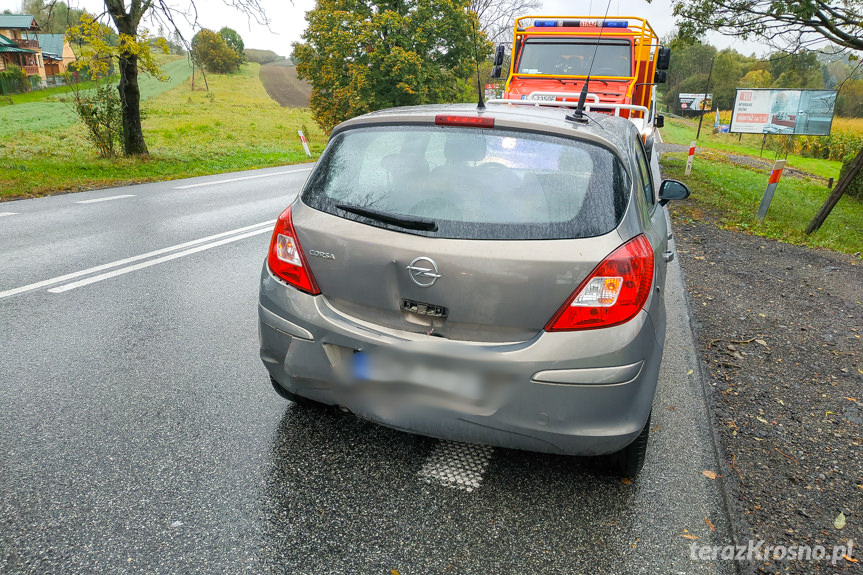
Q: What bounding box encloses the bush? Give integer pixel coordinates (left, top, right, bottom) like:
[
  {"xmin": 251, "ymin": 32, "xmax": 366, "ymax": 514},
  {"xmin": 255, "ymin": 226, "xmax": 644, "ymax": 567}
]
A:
[
  {"xmin": 840, "ymin": 152, "xmax": 863, "ymax": 202},
  {"xmin": 71, "ymin": 83, "xmax": 123, "ymax": 157}
]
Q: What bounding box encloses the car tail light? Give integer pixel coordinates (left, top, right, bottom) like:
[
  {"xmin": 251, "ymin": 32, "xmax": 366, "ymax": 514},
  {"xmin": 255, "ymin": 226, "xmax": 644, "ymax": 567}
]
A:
[
  {"xmin": 267, "ymin": 206, "xmax": 320, "ymax": 295},
  {"xmin": 546, "ymin": 235, "xmax": 654, "ymax": 331}
]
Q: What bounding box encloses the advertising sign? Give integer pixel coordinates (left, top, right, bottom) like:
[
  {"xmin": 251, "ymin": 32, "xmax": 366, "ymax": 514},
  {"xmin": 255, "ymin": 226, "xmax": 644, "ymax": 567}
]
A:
[
  {"xmin": 678, "ymin": 93, "xmax": 712, "ymax": 112},
  {"xmin": 730, "ymin": 89, "xmax": 837, "ymax": 135}
]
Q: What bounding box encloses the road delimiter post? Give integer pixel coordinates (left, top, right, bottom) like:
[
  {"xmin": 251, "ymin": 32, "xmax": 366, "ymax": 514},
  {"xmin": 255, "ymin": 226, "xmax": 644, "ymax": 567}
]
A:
[
  {"xmin": 684, "ymin": 141, "xmax": 696, "ymax": 176},
  {"xmin": 298, "ymin": 131, "xmax": 312, "ymax": 157},
  {"xmin": 756, "ymin": 159, "xmax": 786, "ymax": 221}
]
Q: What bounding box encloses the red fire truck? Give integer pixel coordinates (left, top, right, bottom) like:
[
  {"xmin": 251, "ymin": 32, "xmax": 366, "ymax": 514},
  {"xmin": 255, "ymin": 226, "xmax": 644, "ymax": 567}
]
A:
[{"xmin": 490, "ymin": 16, "xmax": 671, "ymax": 152}]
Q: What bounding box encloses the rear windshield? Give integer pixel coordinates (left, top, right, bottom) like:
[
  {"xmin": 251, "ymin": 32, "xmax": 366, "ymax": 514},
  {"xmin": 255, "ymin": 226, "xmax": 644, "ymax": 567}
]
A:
[
  {"xmin": 301, "ymin": 125, "xmax": 631, "ymax": 240},
  {"xmin": 517, "ymin": 39, "xmax": 632, "ymax": 77}
]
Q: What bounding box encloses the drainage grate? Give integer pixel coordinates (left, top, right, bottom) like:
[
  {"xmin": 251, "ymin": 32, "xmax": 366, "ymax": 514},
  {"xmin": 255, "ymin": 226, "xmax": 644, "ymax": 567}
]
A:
[{"xmin": 418, "ymin": 441, "xmax": 493, "ymax": 492}]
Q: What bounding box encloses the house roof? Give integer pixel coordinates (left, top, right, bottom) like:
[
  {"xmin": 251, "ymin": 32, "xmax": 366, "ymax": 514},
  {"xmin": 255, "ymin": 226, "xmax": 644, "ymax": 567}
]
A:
[
  {"xmin": 0, "ymin": 14, "xmax": 40, "ymax": 31},
  {"xmin": 0, "ymin": 32, "xmax": 35, "ymax": 54},
  {"xmin": 24, "ymin": 32, "xmax": 65, "ymax": 58}
]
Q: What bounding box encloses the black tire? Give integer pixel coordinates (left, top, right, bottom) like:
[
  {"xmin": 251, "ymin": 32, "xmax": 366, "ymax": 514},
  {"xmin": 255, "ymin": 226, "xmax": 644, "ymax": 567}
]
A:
[
  {"xmin": 270, "ymin": 376, "xmax": 318, "ymax": 407},
  {"xmin": 608, "ymin": 413, "xmax": 651, "ymax": 478}
]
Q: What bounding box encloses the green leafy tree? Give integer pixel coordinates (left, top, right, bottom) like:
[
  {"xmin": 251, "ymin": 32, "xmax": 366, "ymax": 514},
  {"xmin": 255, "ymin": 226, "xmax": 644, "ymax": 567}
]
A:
[
  {"xmin": 192, "ymin": 29, "xmax": 243, "ymax": 74},
  {"xmin": 218, "ymin": 27, "xmax": 245, "ymax": 60},
  {"xmin": 709, "ymin": 49, "xmax": 747, "ymax": 110},
  {"xmin": 667, "ymin": 0, "xmax": 863, "ymax": 52},
  {"xmin": 293, "ymin": 0, "xmax": 487, "ymax": 132},
  {"xmin": 768, "ymin": 51, "xmax": 824, "ymax": 89},
  {"xmin": 739, "ymin": 69, "xmax": 772, "ymax": 88},
  {"xmin": 20, "ymin": 0, "xmax": 90, "ymax": 34},
  {"xmin": 661, "ymin": 35, "xmax": 716, "ymax": 111}
]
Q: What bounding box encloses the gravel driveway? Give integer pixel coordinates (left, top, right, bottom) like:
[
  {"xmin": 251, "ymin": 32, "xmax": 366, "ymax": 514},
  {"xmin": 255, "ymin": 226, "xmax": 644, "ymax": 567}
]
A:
[{"xmin": 670, "ymin": 206, "xmax": 862, "ymax": 574}]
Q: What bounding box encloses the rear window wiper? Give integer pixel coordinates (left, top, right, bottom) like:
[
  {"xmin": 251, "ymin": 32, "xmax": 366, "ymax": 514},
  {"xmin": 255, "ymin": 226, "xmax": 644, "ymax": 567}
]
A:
[{"xmin": 335, "ymin": 203, "xmax": 438, "ymax": 232}]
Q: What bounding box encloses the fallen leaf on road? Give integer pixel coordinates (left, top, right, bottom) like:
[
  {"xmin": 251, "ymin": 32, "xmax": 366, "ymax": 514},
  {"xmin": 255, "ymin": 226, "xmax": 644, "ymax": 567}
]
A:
[
  {"xmin": 847, "ymin": 397, "xmax": 857, "ymax": 402},
  {"xmin": 667, "ymin": 406, "xmax": 676, "ymax": 411},
  {"xmin": 845, "ymin": 555, "xmax": 859, "ymax": 563},
  {"xmin": 755, "ymin": 339, "xmax": 767, "ymax": 346},
  {"xmin": 759, "ymin": 313, "xmax": 766, "ymax": 318},
  {"xmin": 834, "ymin": 512, "xmax": 846, "ymax": 530},
  {"xmin": 681, "ymin": 533, "xmax": 699, "ymax": 540},
  {"xmin": 687, "ymin": 369, "xmax": 694, "ymax": 375},
  {"xmin": 702, "ymin": 470, "xmax": 719, "ymax": 479},
  {"xmin": 391, "ymin": 570, "xmax": 401, "ymax": 575},
  {"xmin": 704, "ymin": 518, "xmax": 715, "ymax": 532},
  {"xmin": 621, "ymin": 477, "xmax": 631, "ymax": 485},
  {"xmin": 757, "ymin": 416, "xmax": 769, "ymax": 424}
]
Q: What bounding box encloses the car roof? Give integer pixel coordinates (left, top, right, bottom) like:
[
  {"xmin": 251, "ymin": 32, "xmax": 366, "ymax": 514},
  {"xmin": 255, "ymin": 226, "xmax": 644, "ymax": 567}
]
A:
[{"xmin": 331, "ymin": 103, "xmax": 640, "ymax": 160}]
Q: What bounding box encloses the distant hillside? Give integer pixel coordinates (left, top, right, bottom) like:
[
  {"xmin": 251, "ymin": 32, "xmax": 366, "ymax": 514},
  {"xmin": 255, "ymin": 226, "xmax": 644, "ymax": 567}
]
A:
[{"xmin": 246, "ymin": 49, "xmax": 288, "ymax": 65}]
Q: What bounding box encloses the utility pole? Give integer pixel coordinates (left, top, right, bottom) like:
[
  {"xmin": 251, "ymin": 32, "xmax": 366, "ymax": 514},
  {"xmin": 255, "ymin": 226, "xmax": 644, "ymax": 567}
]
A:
[{"xmin": 696, "ymin": 57, "xmax": 715, "ymax": 140}]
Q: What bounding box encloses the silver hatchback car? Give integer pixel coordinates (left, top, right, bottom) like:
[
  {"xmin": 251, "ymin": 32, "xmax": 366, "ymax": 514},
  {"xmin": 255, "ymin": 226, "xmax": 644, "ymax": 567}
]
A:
[{"xmin": 258, "ymin": 103, "xmax": 689, "ymax": 476}]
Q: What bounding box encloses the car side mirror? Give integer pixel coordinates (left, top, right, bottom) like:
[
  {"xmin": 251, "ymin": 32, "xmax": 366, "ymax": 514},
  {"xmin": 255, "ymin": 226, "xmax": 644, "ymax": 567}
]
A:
[
  {"xmin": 491, "ymin": 66, "xmax": 502, "ymax": 79},
  {"xmin": 493, "ymin": 44, "xmax": 506, "ymax": 67},
  {"xmin": 658, "ymin": 179, "xmax": 690, "ymax": 206},
  {"xmin": 654, "ymin": 114, "xmax": 664, "ymax": 129},
  {"xmin": 654, "ymin": 69, "xmax": 667, "ymax": 84}
]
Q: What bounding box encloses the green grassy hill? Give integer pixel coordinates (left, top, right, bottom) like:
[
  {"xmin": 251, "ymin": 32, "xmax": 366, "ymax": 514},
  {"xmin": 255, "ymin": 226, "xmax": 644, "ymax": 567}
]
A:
[{"xmin": 0, "ymin": 62, "xmax": 323, "ymax": 199}]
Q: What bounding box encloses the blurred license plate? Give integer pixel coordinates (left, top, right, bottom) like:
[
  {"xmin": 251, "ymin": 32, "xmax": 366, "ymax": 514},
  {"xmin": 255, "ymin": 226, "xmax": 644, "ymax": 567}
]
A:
[
  {"xmin": 528, "ymin": 94, "xmax": 556, "ymax": 101},
  {"xmin": 353, "ymin": 352, "xmax": 483, "ymax": 399}
]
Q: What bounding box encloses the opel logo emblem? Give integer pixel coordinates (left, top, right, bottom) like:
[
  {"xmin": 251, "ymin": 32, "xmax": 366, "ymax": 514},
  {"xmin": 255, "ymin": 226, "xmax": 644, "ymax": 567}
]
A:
[{"xmin": 406, "ymin": 257, "xmax": 441, "ymax": 288}]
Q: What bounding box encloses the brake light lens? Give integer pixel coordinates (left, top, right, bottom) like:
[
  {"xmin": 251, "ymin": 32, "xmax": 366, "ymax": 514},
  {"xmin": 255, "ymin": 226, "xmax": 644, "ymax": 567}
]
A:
[
  {"xmin": 435, "ymin": 115, "xmax": 494, "ymax": 128},
  {"xmin": 546, "ymin": 234, "xmax": 654, "ymax": 331},
  {"xmin": 267, "ymin": 206, "xmax": 320, "ymax": 294}
]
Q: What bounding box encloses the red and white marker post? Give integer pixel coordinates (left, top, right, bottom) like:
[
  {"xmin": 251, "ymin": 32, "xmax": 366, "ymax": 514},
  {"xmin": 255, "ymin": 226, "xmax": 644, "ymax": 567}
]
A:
[
  {"xmin": 684, "ymin": 140, "xmax": 696, "ymax": 175},
  {"xmin": 756, "ymin": 159, "xmax": 786, "ymax": 221},
  {"xmin": 298, "ymin": 130, "xmax": 312, "ymax": 157}
]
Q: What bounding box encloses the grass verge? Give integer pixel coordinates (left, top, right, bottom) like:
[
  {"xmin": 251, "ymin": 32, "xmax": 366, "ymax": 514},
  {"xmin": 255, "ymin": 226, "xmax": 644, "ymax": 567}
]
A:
[
  {"xmin": 661, "ymin": 116, "xmax": 842, "ymax": 180},
  {"xmin": 0, "ymin": 62, "xmax": 324, "ymax": 199},
  {"xmin": 661, "ymin": 151, "xmax": 863, "ymax": 255}
]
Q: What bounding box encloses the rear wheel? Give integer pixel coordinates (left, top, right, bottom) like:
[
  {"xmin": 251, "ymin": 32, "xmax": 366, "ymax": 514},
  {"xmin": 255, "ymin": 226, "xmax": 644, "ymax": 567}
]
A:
[
  {"xmin": 608, "ymin": 413, "xmax": 651, "ymax": 478},
  {"xmin": 270, "ymin": 376, "xmax": 318, "ymax": 407}
]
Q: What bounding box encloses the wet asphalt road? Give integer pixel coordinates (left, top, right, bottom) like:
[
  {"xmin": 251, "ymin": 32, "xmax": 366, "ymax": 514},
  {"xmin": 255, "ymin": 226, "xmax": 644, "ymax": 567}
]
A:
[{"xmin": 1, "ymin": 162, "xmax": 735, "ymax": 574}]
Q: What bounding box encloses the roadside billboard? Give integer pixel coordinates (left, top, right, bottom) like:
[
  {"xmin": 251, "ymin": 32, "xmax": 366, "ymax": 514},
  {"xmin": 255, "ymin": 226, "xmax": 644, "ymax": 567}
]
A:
[
  {"xmin": 730, "ymin": 89, "xmax": 837, "ymax": 135},
  {"xmin": 678, "ymin": 93, "xmax": 712, "ymax": 112}
]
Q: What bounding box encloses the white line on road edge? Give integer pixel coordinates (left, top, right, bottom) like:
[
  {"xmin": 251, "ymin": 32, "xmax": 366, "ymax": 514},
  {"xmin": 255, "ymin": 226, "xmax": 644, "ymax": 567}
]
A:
[
  {"xmin": 418, "ymin": 441, "xmax": 493, "ymax": 492},
  {"xmin": 48, "ymin": 226, "xmax": 272, "ymax": 293},
  {"xmin": 74, "ymin": 194, "xmax": 136, "ymax": 204},
  {"xmin": 173, "ymin": 167, "xmax": 313, "ymax": 189},
  {"xmin": 0, "ymin": 212, "xmax": 18, "ymax": 217},
  {"xmin": 0, "ymin": 220, "xmax": 274, "ymax": 300}
]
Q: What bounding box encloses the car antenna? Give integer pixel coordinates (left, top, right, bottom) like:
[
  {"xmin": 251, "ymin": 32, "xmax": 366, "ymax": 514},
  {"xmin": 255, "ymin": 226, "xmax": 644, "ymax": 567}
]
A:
[
  {"xmin": 567, "ymin": 0, "xmax": 614, "ymax": 124},
  {"xmin": 471, "ymin": 19, "xmax": 486, "ymax": 110}
]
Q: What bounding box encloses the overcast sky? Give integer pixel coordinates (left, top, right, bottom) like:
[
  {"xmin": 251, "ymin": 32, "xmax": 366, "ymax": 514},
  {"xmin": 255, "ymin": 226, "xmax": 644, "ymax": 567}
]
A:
[{"xmin": 1, "ymin": 0, "xmax": 770, "ymax": 57}]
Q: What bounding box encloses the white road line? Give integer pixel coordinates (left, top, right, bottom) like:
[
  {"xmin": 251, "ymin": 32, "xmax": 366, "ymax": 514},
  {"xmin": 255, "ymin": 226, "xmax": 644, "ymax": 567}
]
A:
[
  {"xmin": 173, "ymin": 167, "xmax": 313, "ymax": 189},
  {"xmin": 74, "ymin": 194, "xmax": 136, "ymax": 204},
  {"xmin": 0, "ymin": 212, "xmax": 18, "ymax": 217},
  {"xmin": 0, "ymin": 220, "xmax": 274, "ymax": 300},
  {"xmin": 48, "ymin": 226, "xmax": 271, "ymax": 293},
  {"xmin": 418, "ymin": 441, "xmax": 493, "ymax": 492}
]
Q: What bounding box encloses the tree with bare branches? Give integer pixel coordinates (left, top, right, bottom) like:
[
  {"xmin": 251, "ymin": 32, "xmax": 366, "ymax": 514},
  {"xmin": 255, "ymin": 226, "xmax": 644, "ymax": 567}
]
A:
[{"xmin": 471, "ymin": 0, "xmax": 540, "ymax": 44}]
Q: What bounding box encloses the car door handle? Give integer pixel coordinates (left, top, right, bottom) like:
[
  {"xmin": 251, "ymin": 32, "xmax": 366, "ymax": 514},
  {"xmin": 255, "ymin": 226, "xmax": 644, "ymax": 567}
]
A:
[{"xmin": 663, "ymin": 250, "xmax": 675, "ymax": 263}]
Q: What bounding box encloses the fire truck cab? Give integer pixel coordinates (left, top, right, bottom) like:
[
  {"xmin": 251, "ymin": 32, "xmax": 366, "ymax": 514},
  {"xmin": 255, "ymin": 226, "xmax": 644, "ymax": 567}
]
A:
[{"xmin": 493, "ymin": 16, "xmax": 671, "ymax": 152}]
